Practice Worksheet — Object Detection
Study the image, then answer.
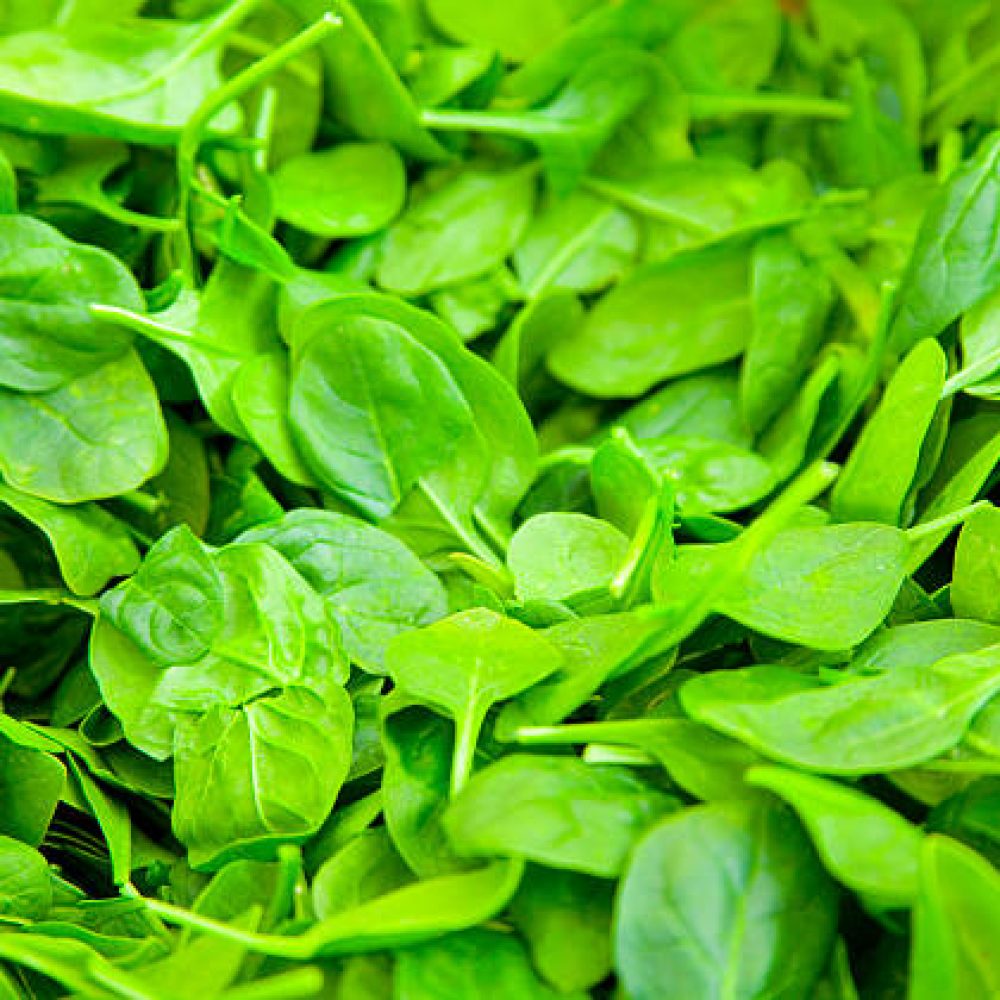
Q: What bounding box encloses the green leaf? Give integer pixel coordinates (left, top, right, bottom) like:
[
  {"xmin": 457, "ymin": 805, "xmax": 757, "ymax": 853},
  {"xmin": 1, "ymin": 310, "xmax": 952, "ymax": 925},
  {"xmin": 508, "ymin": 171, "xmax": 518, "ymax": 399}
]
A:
[
  {"xmin": 547, "ymin": 243, "xmax": 752, "ymax": 398},
  {"xmin": 746, "ymin": 766, "xmax": 923, "ymax": 907},
  {"xmin": 741, "ymin": 233, "xmax": 834, "ymax": 433},
  {"xmin": 424, "ymin": 0, "xmax": 599, "ymax": 62},
  {"xmin": 296, "ymin": 859, "xmax": 523, "ymax": 957},
  {"xmin": 508, "ymin": 866, "xmax": 613, "ymax": 993},
  {"xmin": 286, "ymin": 0, "xmax": 447, "ymax": 161},
  {"xmin": 0, "ymin": 349, "xmax": 167, "ymax": 503},
  {"xmin": 377, "ymin": 166, "xmax": 536, "ymax": 297},
  {"xmin": 507, "ymin": 512, "xmax": 628, "ymax": 603},
  {"xmin": 396, "ymin": 927, "xmax": 582, "ymax": 1000},
  {"xmin": 890, "ymin": 132, "xmax": 1000, "ymax": 352},
  {"xmin": 385, "ymin": 609, "xmax": 563, "ymax": 794},
  {"xmin": 311, "ymin": 828, "xmax": 412, "ymax": 919},
  {"xmin": 513, "ymin": 189, "xmax": 638, "ymax": 297},
  {"xmin": 272, "ymin": 142, "xmax": 406, "ymax": 238},
  {"xmin": 909, "ymin": 836, "xmax": 1000, "ymax": 1000},
  {"xmin": 381, "ymin": 705, "xmax": 462, "ymax": 878},
  {"xmin": 615, "ymin": 798, "xmax": 838, "ymax": 1000},
  {"xmin": 0, "ymin": 483, "xmax": 138, "ymax": 596},
  {"xmin": 173, "ymin": 686, "xmax": 353, "ymax": 869},
  {"xmin": 657, "ymin": 523, "xmax": 908, "ymax": 650},
  {"xmin": 289, "ymin": 304, "xmax": 477, "ymax": 519},
  {"xmin": 681, "ymin": 647, "xmax": 1000, "ymax": 773},
  {"xmin": 0, "ymin": 835, "xmax": 52, "ymax": 920},
  {"xmin": 830, "ymin": 339, "xmax": 947, "ymax": 525},
  {"xmin": 951, "ymin": 505, "xmax": 1000, "ymax": 624},
  {"xmin": 0, "ymin": 739, "xmax": 64, "ymax": 847},
  {"xmin": 0, "ymin": 4, "xmax": 247, "ymax": 142},
  {"xmin": 238, "ymin": 509, "xmax": 447, "ymax": 673},
  {"xmin": 92, "ymin": 525, "xmax": 348, "ymax": 759},
  {"xmin": 443, "ymin": 754, "xmax": 676, "ymax": 876},
  {"xmin": 0, "ymin": 214, "xmax": 141, "ymax": 392}
]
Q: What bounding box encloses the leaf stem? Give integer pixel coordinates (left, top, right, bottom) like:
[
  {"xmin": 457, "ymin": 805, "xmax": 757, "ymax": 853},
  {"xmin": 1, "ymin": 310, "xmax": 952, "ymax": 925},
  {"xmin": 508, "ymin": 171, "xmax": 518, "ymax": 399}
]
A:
[
  {"xmin": 228, "ymin": 31, "xmax": 322, "ymax": 87},
  {"xmin": 86, "ymin": 196, "xmax": 181, "ymax": 233},
  {"xmin": 420, "ymin": 108, "xmax": 564, "ymax": 136},
  {"xmin": 0, "ymin": 589, "xmax": 98, "ymax": 614},
  {"xmin": 90, "ymin": 304, "xmax": 245, "ymax": 360},
  {"xmin": 687, "ymin": 92, "xmax": 851, "ymax": 121},
  {"xmin": 175, "ymin": 11, "xmax": 341, "ymax": 280},
  {"xmin": 905, "ymin": 501, "xmax": 989, "ymax": 545},
  {"xmin": 450, "ymin": 707, "xmax": 483, "ymax": 797},
  {"xmin": 942, "ymin": 346, "xmax": 1000, "ymax": 398},
  {"xmin": 925, "ymin": 41, "xmax": 1000, "ymax": 114},
  {"xmin": 143, "ymin": 897, "xmax": 306, "ymax": 958}
]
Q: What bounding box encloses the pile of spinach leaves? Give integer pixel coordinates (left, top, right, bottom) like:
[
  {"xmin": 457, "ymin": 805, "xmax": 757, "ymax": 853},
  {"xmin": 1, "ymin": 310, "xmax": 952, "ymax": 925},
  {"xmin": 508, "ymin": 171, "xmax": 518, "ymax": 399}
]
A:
[{"xmin": 1, "ymin": 0, "xmax": 1000, "ymax": 996}]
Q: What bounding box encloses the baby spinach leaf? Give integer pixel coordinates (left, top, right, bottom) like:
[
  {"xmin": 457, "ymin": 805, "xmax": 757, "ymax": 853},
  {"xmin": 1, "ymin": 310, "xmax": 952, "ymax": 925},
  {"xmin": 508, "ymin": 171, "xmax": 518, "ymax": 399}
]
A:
[
  {"xmin": 514, "ymin": 717, "xmax": 764, "ymax": 802},
  {"xmin": 0, "ymin": 3, "xmax": 248, "ymax": 142},
  {"xmin": 927, "ymin": 778, "xmax": 1000, "ymax": 869},
  {"xmin": 172, "ymin": 686, "xmax": 353, "ymax": 870},
  {"xmin": 422, "ymin": 50, "xmax": 656, "ymax": 193},
  {"xmin": 497, "ymin": 612, "xmax": 664, "ymax": 732},
  {"xmin": 291, "ymin": 294, "xmax": 536, "ymax": 563},
  {"xmin": 830, "ymin": 339, "xmax": 947, "ymax": 525},
  {"xmin": 0, "ymin": 349, "xmax": 167, "ymax": 503},
  {"xmin": 547, "ymin": 243, "xmax": 752, "ymax": 398},
  {"xmin": 287, "ymin": 0, "xmax": 447, "ymax": 161},
  {"xmin": 0, "ymin": 739, "xmax": 64, "ymax": 846},
  {"xmin": 272, "ymin": 142, "xmax": 406, "ymax": 238},
  {"xmin": 849, "ymin": 620, "xmax": 1000, "ymax": 676},
  {"xmin": 513, "ymin": 188, "xmax": 638, "ymax": 297},
  {"xmin": 381, "ymin": 705, "xmax": 463, "ymax": 878},
  {"xmin": 311, "ymin": 827, "xmax": 412, "ymax": 919},
  {"xmin": 386, "ymin": 609, "xmax": 562, "ymax": 794},
  {"xmin": 618, "ymin": 369, "xmax": 751, "ymax": 448},
  {"xmin": 0, "ymin": 835, "xmax": 52, "ymax": 920},
  {"xmin": 376, "ymin": 166, "xmax": 536, "ymax": 297},
  {"xmin": 615, "ymin": 798, "xmax": 839, "ymax": 1000},
  {"xmin": 657, "ymin": 523, "xmax": 908, "ymax": 650},
  {"xmin": 741, "ymin": 233, "xmax": 834, "ymax": 433},
  {"xmin": 443, "ymin": 754, "xmax": 676, "ymax": 876},
  {"xmin": 951, "ymin": 505, "xmax": 1000, "ymax": 624},
  {"xmin": 290, "ymin": 308, "xmax": 476, "ymax": 519},
  {"xmin": 238, "ymin": 509, "xmax": 446, "ymax": 674},
  {"xmin": 0, "ymin": 483, "xmax": 138, "ymax": 596},
  {"xmin": 0, "ymin": 214, "xmax": 141, "ymax": 392},
  {"xmin": 639, "ymin": 436, "xmax": 775, "ymax": 514},
  {"xmin": 424, "ymin": 0, "xmax": 599, "ymax": 62},
  {"xmin": 746, "ymin": 766, "xmax": 923, "ymax": 908},
  {"xmin": 507, "ymin": 512, "xmax": 629, "ymax": 604},
  {"xmin": 508, "ymin": 866, "xmax": 614, "ymax": 993},
  {"xmin": 681, "ymin": 647, "xmax": 1000, "ymax": 773},
  {"xmin": 91, "ymin": 525, "xmax": 348, "ymax": 759},
  {"xmin": 313, "ymin": 861, "xmax": 526, "ymax": 959},
  {"xmin": 909, "ymin": 836, "xmax": 1000, "ymax": 1000},
  {"xmin": 396, "ymin": 927, "xmax": 583, "ymax": 1000},
  {"xmin": 891, "ymin": 132, "xmax": 1000, "ymax": 352}
]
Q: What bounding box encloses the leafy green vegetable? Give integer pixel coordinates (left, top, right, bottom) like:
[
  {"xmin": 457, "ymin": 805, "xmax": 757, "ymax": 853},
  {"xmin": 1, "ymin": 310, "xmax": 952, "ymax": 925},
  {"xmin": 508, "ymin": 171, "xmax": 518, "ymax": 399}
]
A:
[
  {"xmin": 746, "ymin": 766, "xmax": 923, "ymax": 907},
  {"xmin": 681, "ymin": 647, "xmax": 1000, "ymax": 773},
  {"xmin": 910, "ymin": 836, "xmax": 1000, "ymax": 1000},
  {"xmin": 271, "ymin": 141, "xmax": 406, "ymax": 237},
  {"xmin": 548, "ymin": 243, "xmax": 752, "ymax": 397},
  {"xmin": 1, "ymin": 3, "xmax": 999, "ymax": 994},
  {"xmin": 386, "ymin": 609, "xmax": 562, "ymax": 793},
  {"xmin": 442, "ymin": 754, "xmax": 675, "ymax": 875},
  {"xmin": 615, "ymin": 798, "xmax": 839, "ymax": 1000}
]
